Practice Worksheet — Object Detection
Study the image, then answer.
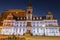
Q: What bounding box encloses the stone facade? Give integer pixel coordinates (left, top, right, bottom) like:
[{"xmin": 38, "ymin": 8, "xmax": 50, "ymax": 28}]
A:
[{"xmin": 0, "ymin": 0, "xmax": 59, "ymax": 36}]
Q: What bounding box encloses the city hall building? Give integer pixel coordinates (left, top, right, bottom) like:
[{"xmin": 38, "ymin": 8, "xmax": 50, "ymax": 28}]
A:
[{"xmin": 0, "ymin": 1, "xmax": 60, "ymax": 36}]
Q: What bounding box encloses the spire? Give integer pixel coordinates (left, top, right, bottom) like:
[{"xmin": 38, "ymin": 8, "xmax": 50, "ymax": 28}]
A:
[{"xmin": 27, "ymin": 0, "xmax": 32, "ymax": 7}]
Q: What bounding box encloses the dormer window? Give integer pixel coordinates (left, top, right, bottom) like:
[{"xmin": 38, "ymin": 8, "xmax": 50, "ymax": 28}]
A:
[
  {"xmin": 37, "ymin": 17, "xmax": 38, "ymax": 20},
  {"xmin": 17, "ymin": 18, "xmax": 19, "ymax": 20},
  {"xmin": 24, "ymin": 17, "xmax": 25, "ymax": 20},
  {"xmin": 33, "ymin": 17, "xmax": 35, "ymax": 20},
  {"xmin": 21, "ymin": 17, "xmax": 22, "ymax": 20},
  {"xmin": 40, "ymin": 17, "xmax": 42, "ymax": 19}
]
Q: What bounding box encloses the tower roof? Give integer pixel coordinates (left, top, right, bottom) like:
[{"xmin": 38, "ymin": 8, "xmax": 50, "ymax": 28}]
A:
[{"xmin": 27, "ymin": 0, "xmax": 32, "ymax": 7}]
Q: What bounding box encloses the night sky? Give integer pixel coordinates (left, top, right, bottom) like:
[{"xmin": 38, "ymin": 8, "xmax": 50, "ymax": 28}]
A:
[{"xmin": 0, "ymin": 0, "xmax": 60, "ymax": 26}]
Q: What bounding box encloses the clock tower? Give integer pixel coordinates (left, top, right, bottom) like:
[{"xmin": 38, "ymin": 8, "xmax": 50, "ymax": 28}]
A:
[{"xmin": 26, "ymin": 0, "xmax": 33, "ymax": 20}]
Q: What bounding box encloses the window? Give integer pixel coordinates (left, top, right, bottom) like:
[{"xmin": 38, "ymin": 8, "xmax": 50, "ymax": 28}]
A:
[
  {"xmin": 37, "ymin": 17, "xmax": 38, "ymax": 20},
  {"xmin": 20, "ymin": 25, "xmax": 22, "ymax": 26},
  {"xmin": 17, "ymin": 18, "xmax": 19, "ymax": 20},
  {"xmin": 40, "ymin": 17, "xmax": 42, "ymax": 19},
  {"xmin": 24, "ymin": 17, "xmax": 25, "ymax": 20},
  {"xmin": 33, "ymin": 18, "xmax": 35, "ymax": 20},
  {"xmin": 54, "ymin": 21, "xmax": 56, "ymax": 23},
  {"xmin": 22, "ymin": 24, "xmax": 24, "ymax": 26},
  {"xmin": 37, "ymin": 22, "xmax": 39, "ymax": 24},
  {"xmin": 33, "ymin": 22, "xmax": 35, "ymax": 24},
  {"xmin": 33, "ymin": 25, "xmax": 35, "ymax": 26},
  {"xmin": 23, "ymin": 22, "xmax": 25, "ymax": 24},
  {"xmin": 20, "ymin": 17, "xmax": 22, "ymax": 20},
  {"xmin": 19, "ymin": 28, "xmax": 21, "ymax": 32}
]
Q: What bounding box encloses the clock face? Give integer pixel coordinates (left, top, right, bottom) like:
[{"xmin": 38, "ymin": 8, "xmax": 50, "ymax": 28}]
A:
[{"xmin": 28, "ymin": 11, "xmax": 30, "ymax": 13}]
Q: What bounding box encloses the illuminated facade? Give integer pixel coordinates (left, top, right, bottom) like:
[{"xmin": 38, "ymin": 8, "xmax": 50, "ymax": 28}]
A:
[{"xmin": 0, "ymin": 0, "xmax": 60, "ymax": 36}]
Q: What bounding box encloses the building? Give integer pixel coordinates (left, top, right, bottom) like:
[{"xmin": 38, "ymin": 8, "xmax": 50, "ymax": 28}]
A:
[{"xmin": 0, "ymin": 0, "xmax": 60, "ymax": 36}]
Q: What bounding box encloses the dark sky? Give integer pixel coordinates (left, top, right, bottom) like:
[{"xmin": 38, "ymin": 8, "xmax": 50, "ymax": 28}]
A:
[{"xmin": 0, "ymin": 0, "xmax": 60, "ymax": 26}]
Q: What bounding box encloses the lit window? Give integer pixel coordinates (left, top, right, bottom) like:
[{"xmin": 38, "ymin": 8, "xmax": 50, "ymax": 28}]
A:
[
  {"xmin": 40, "ymin": 17, "xmax": 42, "ymax": 19},
  {"xmin": 17, "ymin": 18, "xmax": 19, "ymax": 20},
  {"xmin": 33, "ymin": 18, "xmax": 35, "ymax": 20},
  {"xmin": 20, "ymin": 17, "xmax": 22, "ymax": 20},
  {"xmin": 42, "ymin": 24, "xmax": 46, "ymax": 27},
  {"xmin": 24, "ymin": 17, "xmax": 25, "ymax": 19},
  {"xmin": 37, "ymin": 17, "xmax": 38, "ymax": 20}
]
